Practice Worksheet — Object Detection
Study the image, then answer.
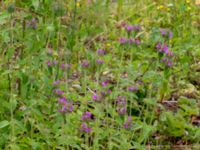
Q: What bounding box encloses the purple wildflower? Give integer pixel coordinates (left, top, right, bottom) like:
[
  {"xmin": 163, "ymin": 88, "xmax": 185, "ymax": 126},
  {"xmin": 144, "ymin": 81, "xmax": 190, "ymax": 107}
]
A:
[
  {"xmin": 160, "ymin": 28, "xmax": 173, "ymax": 39},
  {"xmin": 101, "ymin": 80, "xmax": 109, "ymax": 87},
  {"xmin": 69, "ymin": 105, "xmax": 73, "ymax": 112},
  {"xmin": 117, "ymin": 107, "xmax": 127, "ymax": 115},
  {"xmin": 107, "ymin": 89, "xmax": 112, "ymax": 94},
  {"xmin": 124, "ymin": 116, "xmax": 132, "ymax": 129},
  {"xmin": 128, "ymin": 86, "xmax": 138, "ymax": 92},
  {"xmin": 53, "ymin": 60, "xmax": 58, "ymax": 65},
  {"xmin": 167, "ymin": 60, "xmax": 172, "ymax": 67},
  {"xmin": 60, "ymin": 63, "xmax": 65, "ymax": 69},
  {"xmin": 96, "ymin": 49, "xmax": 106, "ymax": 55},
  {"xmin": 130, "ymin": 38, "xmax": 140, "ymax": 45},
  {"xmin": 162, "ymin": 57, "xmax": 168, "ymax": 63},
  {"xmin": 58, "ymin": 97, "xmax": 73, "ymax": 113},
  {"xmin": 100, "ymin": 91, "xmax": 106, "ymax": 96},
  {"xmin": 96, "ymin": 59, "xmax": 104, "ymax": 65},
  {"xmin": 133, "ymin": 25, "xmax": 141, "ymax": 31},
  {"xmin": 92, "ymin": 94, "xmax": 98, "ymax": 101},
  {"xmin": 156, "ymin": 43, "xmax": 162, "ymax": 50},
  {"xmin": 27, "ymin": 18, "xmax": 38, "ymax": 29},
  {"xmin": 129, "ymin": 38, "xmax": 135, "ymax": 44},
  {"xmin": 162, "ymin": 57, "xmax": 173, "ymax": 67},
  {"xmin": 81, "ymin": 60, "xmax": 89, "ymax": 67},
  {"xmin": 166, "ymin": 50, "xmax": 173, "ymax": 57},
  {"xmin": 116, "ymin": 96, "xmax": 126, "ymax": 105},
  {"xmin": 135, "ymin": 38, "xmax": 140, "ymax": 45},
  {"xmin": 119, "ymin": 37, "xmax": 128, "ymax": 44},
  {"xmin": 92, "ymin": 93, "xmax": 101, "ymax": 102},
  {"xmin": 160, "ymin": 28, "xmax": 167, "ymax": 36},
  {"xmin": 163, "ymin": 44, "xmax": 169, "ymax": 54},
  {"xmin": 116, "ymin": 96, "xmax": 127, "ymax": 115},
  {"xmin": 47, "ymin": 60, "xmax": 52, "ymax": 67},
  {"xmin": 54, "ymin": 89, "xmax": 64, "ymax": 95},
  {"xmin": 80, "ymin": 123, "xmax": 92, "ymax": 133},
  {"xmin": 81, "ymin": 112, "xmax": 92, "ymax": 121},
  {"xmin": 32, "ymin": 24, "xmax": 37, "ymax": 29},
  {"xmin": 60, "ymin": 63, "xmax": 71, "ymax": 70},
  {"xmin": 58, "ymin": 97, "xmax": 66, "ymax": 104},
  {"xmin": 52, "ymin": 80, "xmax": 60, "ymax": 86},
  {"xmin": 121, "ymin": 21, "xmax": 127, "ymax": 28},
  {"xmin": 125, "ymin": 25, "xmax": 133, "ymax": 32}
]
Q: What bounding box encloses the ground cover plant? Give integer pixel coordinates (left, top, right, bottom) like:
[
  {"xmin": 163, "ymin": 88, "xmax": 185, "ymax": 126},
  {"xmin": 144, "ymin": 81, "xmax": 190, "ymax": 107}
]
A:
[{"xmin": 0, "ymin": 0, "xmax": 200, "ymax": 149}]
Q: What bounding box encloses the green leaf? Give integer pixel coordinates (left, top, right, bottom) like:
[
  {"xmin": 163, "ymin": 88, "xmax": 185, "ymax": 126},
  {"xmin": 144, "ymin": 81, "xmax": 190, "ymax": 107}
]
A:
[
  {"xmin": 0, "ymin": 120, "xmax": 9, "ymax": 129},
  {"xmin": 32, "ymin": 0, "xmax": 40, "ymax": 10}
]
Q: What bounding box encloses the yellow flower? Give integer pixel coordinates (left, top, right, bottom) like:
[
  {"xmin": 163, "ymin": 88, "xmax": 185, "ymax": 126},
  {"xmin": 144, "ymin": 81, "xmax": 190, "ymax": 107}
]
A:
[
  {"xmin": 187, "ymin": 6, "xmax": 191, "ymax": 11},
  {"xmin": 157, "ymin": 5, "xmax": 164, "ymax": 10},
  {"xmin": 167, "ymin": 8, "xmax": 170, "ymax": 11},
  {"xmin": 106, "ymin": 43, "xmax": 111, "ymax": 47},
  {"xmin": 76, "ymin": 2, "xmax": 80, "ymax": 7},
  {"xmin": 186, "ymin": 0, "xmax": 191, "ymax": 4},
  {"xmin": 159, "ymin": 5, "xmax": 164, "ymax": 9}
]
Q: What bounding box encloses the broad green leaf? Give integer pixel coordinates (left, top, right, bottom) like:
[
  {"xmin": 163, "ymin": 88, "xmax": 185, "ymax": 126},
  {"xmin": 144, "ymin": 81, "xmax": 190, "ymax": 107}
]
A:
[{"xmin": 0, "ymin": 120, "xmax": 9, "ymax": 129}]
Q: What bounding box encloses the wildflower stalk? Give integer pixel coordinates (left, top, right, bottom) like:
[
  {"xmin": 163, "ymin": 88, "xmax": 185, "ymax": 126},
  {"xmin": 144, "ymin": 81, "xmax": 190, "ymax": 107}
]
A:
[
  {"xmin": 62, "ymin": 113, "xmax": 67, "ymax": 124},
  {"xmin": 106, "ymin": 0, "xmax": 110, "ymax": 7},
  {"xmin": 117, "ymin": 0, "xmax": 123, "ymax": 20},
  {"xmin": 8, "ymin": 10, "xmax": 15, "ymax": 146},
  {"xmin": 116, "ymin": 49, "xmax": 125, "ymax": 89},
  {"xmin": 84, "ymin": 70, "xmax": 87, "ymax": 95},
  {"xmin": 55, "ymin": 18, "xmax": 61, "ymax": 80},
  {"xmin": 96, "ymin": 62, "xmax": 101, "ymax": 86}
]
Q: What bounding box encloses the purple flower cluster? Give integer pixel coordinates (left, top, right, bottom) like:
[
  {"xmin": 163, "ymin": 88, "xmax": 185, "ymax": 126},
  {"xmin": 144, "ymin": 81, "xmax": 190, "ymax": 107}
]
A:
[
  {"xmin": 60, "ymin": 63, "xmax": 71, "ymax": 70},
  {"xmin": 58, "ymin": 97, "xmax": 73, "ymax": 113},
  {"xmin": 96, "ymin": 49, "xmax": 106, "ymax": 55},
  {"xmin": 124, "ymin": 116, "xmax": 132, "ymax": 129},
  {"xmin": 52, "ymin": 80, "xmax": 60, "ymax": 86},
  {"xmin": 95, "ymin": 49, "xmax": 105, "ymax": 65},
  {"xmin": 91, "ymin": 80, "xmax": 112, "ymax": 102},
  {"xmin": 47, "ymin": 60, "xmax": 52, "ymax": 67},
  {"xmin": 80, "ymin": 123, "xmax": 92, "ymax": 133},
  {"xmin": 27, "ymin": 18, "xmax": 38, "ymax": 29},
  {"xmin": 47, "ymin": 59, "xmax": 72, "ymax": 71},
  {"xmin": 54, "ymin": 89, "xmax": 64, "ymax": 96},
  {"xmin": 46, "ymin": 60, "xmax": 58, "ymax": 67},
  {"xmin": 128, "ymin": 86, "xmax": 138, "ymax": 92},
  {"xmin": 81, "ymin": 60, "xmax": 90, "ymax": 68},
  {"xmin": 156, "ymin": 42, "xmax": 174, "ymax": 67},
  {"xmin": 162, "ymin": 57, "xmax": 173, "ymax": 67},
  {"xmin": 92, "ymin": 93, "xmax": 101, "ymax": 102},
  {"xmin": 116, "ymin": 96, "xmax": 127, "ymax": 115},
  {"xmin": 156, "ymin": 43, "xmax": 172, "ymax": 55},
  {"xmin": 125, "ymin": 25, "xmax": 141, "ymax": 32},
  {"xmin": 101, "ymin": 80, "xmax": 109, "ymax": 87},
  {"xmin": 92, "ymin": 90, "xmax": 111, "ymax": 103},
  {"xmin": 81, "ymin": 111, "xmax": 92, "ymax": 121},
  {"xmin": 80, "ymin": 111, "xmax": 93, "ymax": 133},
  {"xmin": 160, "ymin": 28, "xmax": 173, "ymax": 39},
  {"xmin": 96, "ymin": 59, "xmax": 104, "ymax": 65},
  {"xmin": 119, "ymin": 37, "xmax": 140, "ymax": 45}
]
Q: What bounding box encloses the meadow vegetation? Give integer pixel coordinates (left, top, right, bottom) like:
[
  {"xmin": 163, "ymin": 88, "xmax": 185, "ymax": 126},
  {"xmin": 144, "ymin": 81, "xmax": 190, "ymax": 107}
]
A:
[{"xmin": 0, "ymin": 0, "xmax": 200, "ymax": 149}]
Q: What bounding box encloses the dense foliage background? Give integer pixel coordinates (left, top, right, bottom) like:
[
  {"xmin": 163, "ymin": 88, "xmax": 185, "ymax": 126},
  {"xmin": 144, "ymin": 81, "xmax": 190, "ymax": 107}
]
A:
[{"xmin": 0, "ymin": 0, "xmax": 200, "ymax": 149}]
